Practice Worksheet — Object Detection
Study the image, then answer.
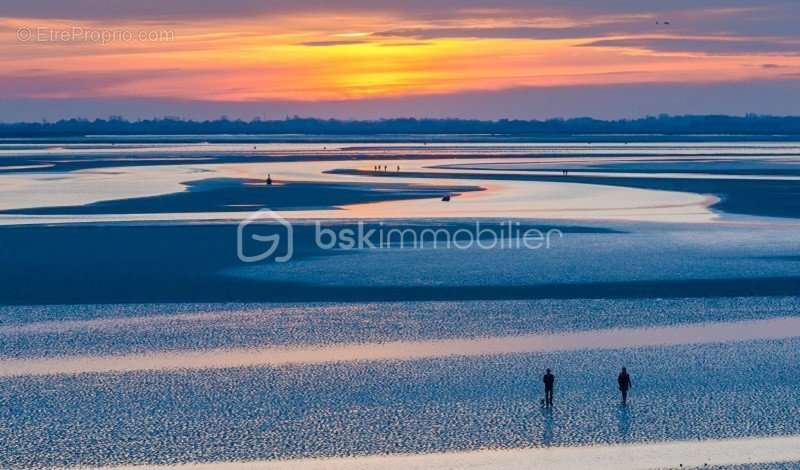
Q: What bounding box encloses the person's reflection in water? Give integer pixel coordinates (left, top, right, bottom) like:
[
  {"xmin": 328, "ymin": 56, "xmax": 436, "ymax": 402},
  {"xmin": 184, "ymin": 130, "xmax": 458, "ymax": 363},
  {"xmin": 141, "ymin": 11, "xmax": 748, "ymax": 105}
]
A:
[
  {"xmin": 616, "ymin": 403, "xmax": 631, "ymax": 439},
  {"xmin": 541, "ymin": 406, "xmax": 554, "ymax": 446}
]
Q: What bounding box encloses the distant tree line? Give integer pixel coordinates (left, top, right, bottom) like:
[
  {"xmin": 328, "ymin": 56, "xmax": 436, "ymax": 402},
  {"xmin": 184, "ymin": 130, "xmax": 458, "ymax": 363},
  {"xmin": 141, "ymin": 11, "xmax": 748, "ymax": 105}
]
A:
[{"xmin": 2, "ymin": 114, "xmax": 800, "ymax": 137}]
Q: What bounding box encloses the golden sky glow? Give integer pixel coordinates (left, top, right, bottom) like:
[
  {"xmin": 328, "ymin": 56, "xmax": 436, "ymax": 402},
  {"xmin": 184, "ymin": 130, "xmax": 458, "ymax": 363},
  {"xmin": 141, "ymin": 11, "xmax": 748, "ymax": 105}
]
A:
[{"xmin": 1, "ymin": 1, "xmax": 799, "ymax": 115}]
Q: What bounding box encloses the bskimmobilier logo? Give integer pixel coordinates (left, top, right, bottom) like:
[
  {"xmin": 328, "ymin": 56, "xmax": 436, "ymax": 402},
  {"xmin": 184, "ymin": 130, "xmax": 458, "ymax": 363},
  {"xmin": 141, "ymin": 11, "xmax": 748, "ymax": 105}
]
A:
[
  {"xmin": 237, "ymin": 208, "xmax": 563, "ymax": 264},
  {"xmin": 237, "ymin": 209, "xmax": 294, "ymax": 263}
]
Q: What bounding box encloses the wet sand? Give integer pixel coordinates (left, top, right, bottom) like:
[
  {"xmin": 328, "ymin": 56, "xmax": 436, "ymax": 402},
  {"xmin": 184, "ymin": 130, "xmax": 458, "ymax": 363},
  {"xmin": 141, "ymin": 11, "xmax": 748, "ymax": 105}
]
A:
[
  {"xmin": 3, "ymin": 142, "xmax": 800, "ymax": 469},
  {"xmin": 0, "ymin": 177, "xmax": 482, "ymax": 215},
  {"xmin": 4, "ymin": 316, "xmax": 800, "ymax": 377},
  {"xmin": 331, "ymin": 166, "xmax": 800, "ymax": 220},
  {"xmin": 0, "ymin": 157, "xmax": 717, "ymax": 224},
  {"xmin": 81, "ymin": 434, "xmax": 800, "ymax": 470}
]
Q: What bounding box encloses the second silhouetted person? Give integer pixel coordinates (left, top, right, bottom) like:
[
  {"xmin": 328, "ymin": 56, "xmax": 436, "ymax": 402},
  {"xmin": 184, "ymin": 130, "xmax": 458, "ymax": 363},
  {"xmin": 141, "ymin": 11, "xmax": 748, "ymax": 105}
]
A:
[
  {"xmin": 543, "ymin": 368, "xmax": 555, "ymax": 407},
  {"xmin": 618, "ymin": 367, "xmax": 632, "ymax": 405}
]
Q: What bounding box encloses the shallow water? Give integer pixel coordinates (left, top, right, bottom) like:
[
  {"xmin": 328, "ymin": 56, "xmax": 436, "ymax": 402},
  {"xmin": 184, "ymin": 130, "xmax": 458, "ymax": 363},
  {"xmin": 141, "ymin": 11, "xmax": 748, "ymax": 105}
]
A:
[
  {"xmin": 0, "ymin": 157, "xmax": 716, "ymax": 223},
  {"xmin": 4, "ymin": 316, "xmax": 800, "ymax": 377},
  {"xmin": 3, "ymin": 142, "xmax": 800, "ymax": 224},
  {"xmin": 4, "ymin": 339, "xmax": 800, "ymax": 468},
  {"xmin": 2, "ymin": 141, "xmax": 800, "ymax": 468}
]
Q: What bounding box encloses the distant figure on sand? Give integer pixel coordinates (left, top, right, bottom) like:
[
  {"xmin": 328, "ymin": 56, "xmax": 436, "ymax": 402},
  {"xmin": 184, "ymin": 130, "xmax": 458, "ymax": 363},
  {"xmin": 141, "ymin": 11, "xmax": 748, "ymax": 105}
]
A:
[
  {"xmin": 384, "ymin": 165, "xmax": 388, "ymax": 172},
  {"xmin": 618, "ymin": 367, "xmax": 632, "ymax": 405},
  {"xmin": 397, "ymin": 165, "xmax": 400, "ymax": 172},
  {"xmin": 266, "ymin": 174, "xmax": 273, "ymax": 185},
  {"xmin": 543, "ymin": 368, "xmax": 555, "ymax": 407}
]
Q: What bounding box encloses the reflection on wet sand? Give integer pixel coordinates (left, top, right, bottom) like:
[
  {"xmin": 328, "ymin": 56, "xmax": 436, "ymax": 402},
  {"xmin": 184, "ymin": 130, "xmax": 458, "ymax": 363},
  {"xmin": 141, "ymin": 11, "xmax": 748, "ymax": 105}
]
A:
[
  {"xmin": 80, "ymin": 434, "xmax": 800, "ymax": 470},
  {"xmin": 3, "ymin": 143, "xmax": 800, "ymax": 470},
  {"xmin": 0, "ymin": 157, "xmax": 717, "ymax": 225},
  {"xmin": 5, "ymin": 316, "xmax": 800, "ymax": 377}
]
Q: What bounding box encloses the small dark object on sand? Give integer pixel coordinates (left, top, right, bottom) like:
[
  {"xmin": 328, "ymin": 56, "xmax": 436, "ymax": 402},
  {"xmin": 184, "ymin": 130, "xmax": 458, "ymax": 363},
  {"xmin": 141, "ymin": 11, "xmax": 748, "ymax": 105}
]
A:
[
  {"xmin": 266, "ymin": 174, "xmax": 273, "ymax": 185},
  {"xmin": 441, "ymin": 194, "xmax": 451, "ymax": 202}
]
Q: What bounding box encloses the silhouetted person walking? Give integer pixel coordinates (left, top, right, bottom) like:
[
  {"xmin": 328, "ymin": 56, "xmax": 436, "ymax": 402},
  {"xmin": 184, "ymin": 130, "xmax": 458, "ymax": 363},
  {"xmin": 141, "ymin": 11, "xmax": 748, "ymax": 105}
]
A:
[
  {"xmin": 618, "ymin": 367, "xmax": 631, "ymax": 405},
  {"xmin": 266, "ymin": 174, "xmax": 273, "ymax": 185},
  {"xmin": 543, "ymin": 368, "xmax": 555, "ymax": 407}
]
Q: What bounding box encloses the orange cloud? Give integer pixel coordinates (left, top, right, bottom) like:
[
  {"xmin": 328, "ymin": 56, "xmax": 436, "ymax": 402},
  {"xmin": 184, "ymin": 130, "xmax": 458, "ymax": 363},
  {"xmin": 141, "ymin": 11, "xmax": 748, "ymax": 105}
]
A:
[{"xmin": 2, "ymin": 8, "xmax": 799, "ymax": 102}]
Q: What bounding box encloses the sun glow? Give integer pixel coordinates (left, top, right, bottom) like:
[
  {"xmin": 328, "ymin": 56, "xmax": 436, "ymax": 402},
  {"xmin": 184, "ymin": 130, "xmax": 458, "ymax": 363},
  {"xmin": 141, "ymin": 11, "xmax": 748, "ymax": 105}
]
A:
[{"xmin": 2, "ymin": 8, "xmax": 799, "ymax": 103}]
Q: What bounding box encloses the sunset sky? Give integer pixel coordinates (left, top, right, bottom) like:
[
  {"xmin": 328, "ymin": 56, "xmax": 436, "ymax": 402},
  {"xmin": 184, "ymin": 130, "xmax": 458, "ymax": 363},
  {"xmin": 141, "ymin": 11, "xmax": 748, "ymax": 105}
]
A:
[{"xmin": 1, "ymin": 0, "xmax": 799, "ymax": 120}]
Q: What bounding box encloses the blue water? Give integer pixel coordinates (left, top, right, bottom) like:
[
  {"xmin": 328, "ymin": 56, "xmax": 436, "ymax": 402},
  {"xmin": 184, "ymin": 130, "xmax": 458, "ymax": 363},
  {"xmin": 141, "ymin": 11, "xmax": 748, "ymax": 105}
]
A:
[
  {"xmin": 4, "ymin": 339, "xmax": 800, "ymax": 468},
  {"xmin": 2, "ymin": 143, "xmax": 800, "ymax": 468},
  {"xmin": 2, "ymin": 296, "xmax": 800, "ymax": 359}
]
